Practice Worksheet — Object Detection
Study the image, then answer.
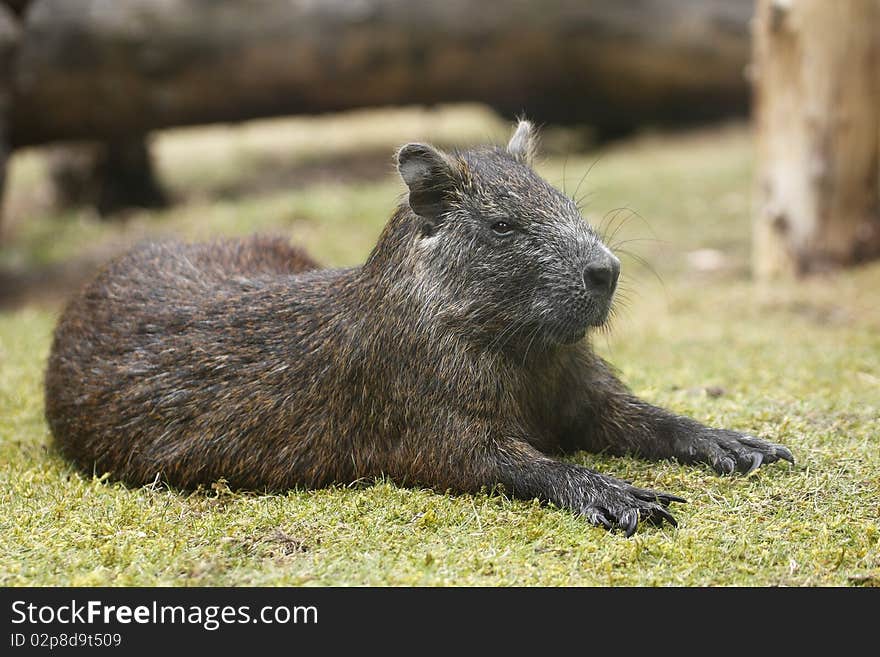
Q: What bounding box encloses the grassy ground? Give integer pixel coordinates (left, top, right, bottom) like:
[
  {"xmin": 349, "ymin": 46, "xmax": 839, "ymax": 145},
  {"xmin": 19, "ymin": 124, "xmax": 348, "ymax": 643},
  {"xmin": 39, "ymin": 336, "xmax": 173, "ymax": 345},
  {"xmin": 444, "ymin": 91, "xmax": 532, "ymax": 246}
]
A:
[{"xmin": 1, "ymin": 106, "xmax": 878, "ymax": 586}]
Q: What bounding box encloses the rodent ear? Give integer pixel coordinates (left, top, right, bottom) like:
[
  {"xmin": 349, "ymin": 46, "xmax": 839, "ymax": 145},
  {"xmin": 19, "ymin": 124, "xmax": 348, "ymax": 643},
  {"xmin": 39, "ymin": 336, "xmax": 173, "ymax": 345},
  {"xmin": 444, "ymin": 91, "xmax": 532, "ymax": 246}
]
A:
[
  {"xmin": 397, "ymin": 143, "xmax": 458, "ymax": 220},
  {"xmin": 507, "ymin": 119, "xmax": 536, "ymax": 163}
]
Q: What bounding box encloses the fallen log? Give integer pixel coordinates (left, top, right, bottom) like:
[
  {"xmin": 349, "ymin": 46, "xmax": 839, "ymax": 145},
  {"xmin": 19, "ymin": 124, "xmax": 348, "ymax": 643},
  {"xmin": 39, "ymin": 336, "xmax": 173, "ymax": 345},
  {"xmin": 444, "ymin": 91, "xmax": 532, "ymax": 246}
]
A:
[
  {"xmin": 1, "ymin": 4, "xmax": 20, "ymax": 217},
  {"xmin": 9, "ymin": 0, "xmax": 753, "ymax": 147}
]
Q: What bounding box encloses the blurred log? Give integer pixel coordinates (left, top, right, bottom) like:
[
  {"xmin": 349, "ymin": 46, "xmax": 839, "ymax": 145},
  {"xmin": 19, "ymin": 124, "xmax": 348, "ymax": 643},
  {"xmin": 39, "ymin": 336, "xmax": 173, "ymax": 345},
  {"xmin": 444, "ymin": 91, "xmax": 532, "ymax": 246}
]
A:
[
  {"xmin": 752, "ymin": 0, "xmax": 880, "ymax": 278},
  {"xmin": 0, "ymin": 4, "xmax": 19, "ymax": 222},
  {"xmin": 9, "ymin": 0, "xmax": 752, "ymax": 147},
  {"xmin": 2, "ymin": 1, "xmax": 31, "ymax": 15},
  {"xmin": 48, "ymin": 137, "xmax": 168, "ymax": 216}
]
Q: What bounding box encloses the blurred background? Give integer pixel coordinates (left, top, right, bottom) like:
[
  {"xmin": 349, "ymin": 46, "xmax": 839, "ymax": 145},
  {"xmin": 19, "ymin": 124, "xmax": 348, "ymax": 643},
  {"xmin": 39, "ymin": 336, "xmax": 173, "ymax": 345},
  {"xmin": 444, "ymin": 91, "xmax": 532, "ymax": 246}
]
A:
[{"xmin": 0, "ymin": 0, "xmax": 877, "ymax": 312}]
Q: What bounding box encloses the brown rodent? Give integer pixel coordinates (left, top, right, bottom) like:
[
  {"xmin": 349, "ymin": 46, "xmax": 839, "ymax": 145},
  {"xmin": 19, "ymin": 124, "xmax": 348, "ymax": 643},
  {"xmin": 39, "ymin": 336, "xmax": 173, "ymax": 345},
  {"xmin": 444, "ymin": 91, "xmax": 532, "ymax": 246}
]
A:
[{"xmin": 44, "ymin": 120, "xmax": 793, "ymax": 536}]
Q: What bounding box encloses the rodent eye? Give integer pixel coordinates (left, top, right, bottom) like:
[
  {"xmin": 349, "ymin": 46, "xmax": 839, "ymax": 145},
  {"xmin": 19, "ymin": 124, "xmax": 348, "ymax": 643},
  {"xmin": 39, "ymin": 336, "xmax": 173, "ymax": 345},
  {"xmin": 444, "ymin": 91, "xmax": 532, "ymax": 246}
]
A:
[{"xmin": 491, "ymin": 221, "xmax": 514, "ymax": 236}]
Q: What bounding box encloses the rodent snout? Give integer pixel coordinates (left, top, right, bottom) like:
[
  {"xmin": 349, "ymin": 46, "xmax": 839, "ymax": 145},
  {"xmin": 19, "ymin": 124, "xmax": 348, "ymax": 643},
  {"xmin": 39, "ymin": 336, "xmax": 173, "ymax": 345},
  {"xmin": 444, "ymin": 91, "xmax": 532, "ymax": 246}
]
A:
[{"xmin": 583, "ymin": 252, "xmax": 621, "ymax": 295}]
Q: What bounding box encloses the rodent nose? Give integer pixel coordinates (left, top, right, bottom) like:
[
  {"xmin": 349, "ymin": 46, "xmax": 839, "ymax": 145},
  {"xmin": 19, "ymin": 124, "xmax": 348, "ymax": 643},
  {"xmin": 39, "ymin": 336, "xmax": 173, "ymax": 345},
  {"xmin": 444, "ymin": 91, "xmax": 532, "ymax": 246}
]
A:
[{"xmin": 584, "ymin": 255, "xmax": 620, "ymax": 293}]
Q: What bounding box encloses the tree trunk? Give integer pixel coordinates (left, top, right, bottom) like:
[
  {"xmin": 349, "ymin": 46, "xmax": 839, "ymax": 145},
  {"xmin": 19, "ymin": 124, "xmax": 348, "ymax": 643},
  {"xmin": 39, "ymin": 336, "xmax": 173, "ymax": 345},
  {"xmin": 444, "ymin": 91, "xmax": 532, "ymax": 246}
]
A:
[
  {"xmin": 752, "ymin": 0, "xmax": 880, "ymax": 278},
  {"xmin": 9, "ymin": 0, "xmax": 752, "ymax": 147}
]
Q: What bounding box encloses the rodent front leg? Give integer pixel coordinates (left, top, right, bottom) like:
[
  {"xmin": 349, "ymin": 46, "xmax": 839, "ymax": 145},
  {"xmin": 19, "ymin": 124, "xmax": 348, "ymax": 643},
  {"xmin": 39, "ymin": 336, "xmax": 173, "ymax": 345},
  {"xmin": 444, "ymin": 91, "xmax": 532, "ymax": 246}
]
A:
[
  {"xmin": 461, "ymin": 436, "xmax": 683, "ymax": 536},
  {"xmin": 558, "ymin": 357, "xmax": 795, "ymax": 475}
]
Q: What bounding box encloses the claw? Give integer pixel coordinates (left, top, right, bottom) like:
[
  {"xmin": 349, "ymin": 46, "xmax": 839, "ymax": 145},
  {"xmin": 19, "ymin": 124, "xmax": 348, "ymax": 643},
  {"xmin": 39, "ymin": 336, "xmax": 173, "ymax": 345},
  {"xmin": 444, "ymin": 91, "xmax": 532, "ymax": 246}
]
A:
[
  {"xmin": 631, "ymin": 488, "xmax": 687, "ymax": 506},
  {"xmin": 716, "ymin": 457, "xmax": 736, "ymax": 475},
  {"xmin": 745, "ymin": 452, "xmax": 763, "ymax": 475},
  {"xmin": 587, "ymin": 507, "xmax": 612, "ymax": 530},
  {"xmin": 647, "ymin": 506, "xmax": 678, "ymax": 528},
  {"xmin": 733, "ymin": 434, "xmax": 796, "ymax": 467},
  {"xmin": 620, "ymin": 509, "xmax": 639, "ymax": 538},
  {"xmin": 776, "ymin": 445, "xmax": 795, "ymax": 464},
  {"xmin": 656, "ymin": 492, "xmax": 688, "ymax": 505}
]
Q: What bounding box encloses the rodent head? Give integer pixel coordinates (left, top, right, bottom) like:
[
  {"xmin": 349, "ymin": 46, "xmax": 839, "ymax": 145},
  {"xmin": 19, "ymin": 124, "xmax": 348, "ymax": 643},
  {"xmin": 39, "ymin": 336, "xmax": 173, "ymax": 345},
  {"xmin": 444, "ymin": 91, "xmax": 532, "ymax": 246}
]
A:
[{"xmin": 394, "ymin": 120, "xmax": 620, "ymax": 350}]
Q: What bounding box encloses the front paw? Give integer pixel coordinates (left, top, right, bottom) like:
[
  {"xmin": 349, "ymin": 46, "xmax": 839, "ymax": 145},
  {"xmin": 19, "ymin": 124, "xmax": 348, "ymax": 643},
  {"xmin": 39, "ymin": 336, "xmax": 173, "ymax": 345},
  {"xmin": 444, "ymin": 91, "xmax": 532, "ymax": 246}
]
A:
[
  {"xmin": 580, "ymin": 476, "xmax": 686, "ymax": 537},
  {"xmin": 691, "ymin": 429, "xmax": 794, "ymax": 475}
]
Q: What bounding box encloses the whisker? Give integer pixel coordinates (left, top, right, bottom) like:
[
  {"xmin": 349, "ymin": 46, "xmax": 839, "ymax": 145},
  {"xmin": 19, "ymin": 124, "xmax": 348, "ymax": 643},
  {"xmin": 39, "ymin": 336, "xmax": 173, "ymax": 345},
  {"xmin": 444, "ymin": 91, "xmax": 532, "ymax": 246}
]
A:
[
  {"xmin": 521, "ymin": 323, "xmax": 543, "ymax": 368},
  {"xmin": 575, "ymin": 191, "xmax": 596, "ymax": 212},
  {"xmin": 615, "ymin": 206, "xmax": 660, "ymax": 242},
  {"xmin": 608, "ymin": 236, "xmax": 669, "ymax": 252},
  {"xmin": 615, "ymin": 248, "xmax": 666, "ymax": 292},
  {"xmin": 601, "ymin": 207, "xmax": 642, "ymax": 246},
  {"xmin": 572, "ymin": 157, "xmax": 602, "ymax": 208},
  {"xmin": 562, "ymin": 153, "xmax": 569, "ymax": 196},
  {"xmin": 483, "ymin": 294, "xmax": 536, "ymax": 353}
]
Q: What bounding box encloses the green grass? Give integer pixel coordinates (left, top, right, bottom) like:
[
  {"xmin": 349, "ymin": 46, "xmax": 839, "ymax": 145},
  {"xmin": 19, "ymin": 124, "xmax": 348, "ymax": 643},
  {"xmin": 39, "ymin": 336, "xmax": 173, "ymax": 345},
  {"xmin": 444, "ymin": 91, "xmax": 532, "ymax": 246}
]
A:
[{"xmin": 1, "ymin": 106, "xmax": 878, "ymax": 586}]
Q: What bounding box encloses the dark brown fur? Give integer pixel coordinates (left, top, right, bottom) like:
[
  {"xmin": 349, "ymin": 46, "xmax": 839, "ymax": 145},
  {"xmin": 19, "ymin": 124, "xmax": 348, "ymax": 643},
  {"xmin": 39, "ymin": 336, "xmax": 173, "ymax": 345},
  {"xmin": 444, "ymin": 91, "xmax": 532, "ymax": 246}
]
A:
[{"xmin": 45, "ymin": 122, "xmax": 792, "ymax": 535}]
